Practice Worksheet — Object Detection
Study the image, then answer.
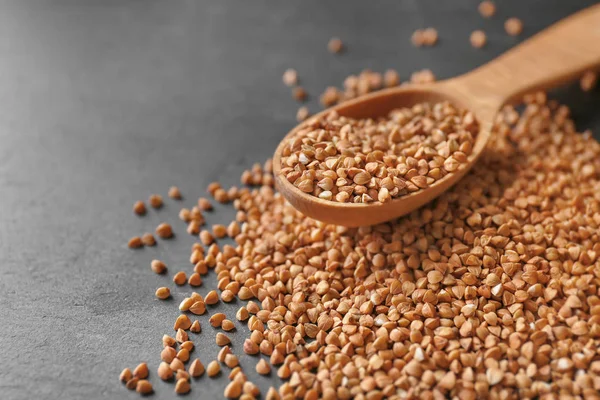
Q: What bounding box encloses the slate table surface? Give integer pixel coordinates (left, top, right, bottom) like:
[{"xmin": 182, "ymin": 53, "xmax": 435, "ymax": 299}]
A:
[{"xmin": 0, "ymin": 1, "xmax": 598, "ymax": 399}]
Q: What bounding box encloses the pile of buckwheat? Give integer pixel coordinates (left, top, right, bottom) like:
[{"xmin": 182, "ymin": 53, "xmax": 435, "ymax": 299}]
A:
[
  {"xmin": 279, "ymin": 102, "xmax": 477, "ymax": 204},
  {"xmin": 122, "ymin": 84, "xmax": 600, "ymax": 399},
  {"xmin": 121, "ymin": 6, "xmax": 600, "ymax": 397}
]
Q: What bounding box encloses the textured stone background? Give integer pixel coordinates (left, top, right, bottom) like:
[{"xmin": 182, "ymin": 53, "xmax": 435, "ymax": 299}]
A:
[{"xmin": 0, "ymin": 1, "xmax": 598, "ymax": 399}]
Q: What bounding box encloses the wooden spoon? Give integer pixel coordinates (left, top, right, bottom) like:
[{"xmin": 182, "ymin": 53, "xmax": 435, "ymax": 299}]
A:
[{"xmin": 273, "ymin": 4, "xmax": 600, "ymax": 227}]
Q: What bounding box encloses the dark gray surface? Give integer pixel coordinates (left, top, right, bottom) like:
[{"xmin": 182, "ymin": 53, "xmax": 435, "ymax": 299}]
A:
[{"xmin": 0, "ymin": 1, "xmax": 598, "ymax": 399}]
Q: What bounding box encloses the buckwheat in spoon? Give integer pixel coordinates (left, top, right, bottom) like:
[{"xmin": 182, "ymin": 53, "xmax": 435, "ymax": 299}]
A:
[{"xmin": 274, "ymin": 4, "xmax": 600, "ymax": 227}]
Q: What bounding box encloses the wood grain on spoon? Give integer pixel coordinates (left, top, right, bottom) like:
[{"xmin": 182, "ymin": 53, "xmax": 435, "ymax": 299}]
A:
[{"xmin": 274, "ymin": 4, "xmax": 600, "ymax": 227}]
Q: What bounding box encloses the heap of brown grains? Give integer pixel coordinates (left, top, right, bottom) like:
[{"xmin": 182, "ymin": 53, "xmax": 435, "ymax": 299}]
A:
[
  {"xmin": 122, "ymin": 88, "xmax": 600, "ymax": 398},
  {"xmin": 279, "ymin": 101, "xmax": 477, "ymax": 203}
]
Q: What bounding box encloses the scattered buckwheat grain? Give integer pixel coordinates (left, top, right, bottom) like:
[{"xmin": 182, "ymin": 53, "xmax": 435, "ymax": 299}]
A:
[
  {"xmin": 412, "ymin": 28, "xmax": 437, "ymax": 47},
  {"xmin": 243, "ymin": 339, "xmax": 259, "ymax": 355},
  {"xmin": 170, "ymin": 358, "xmax": 185, "ymax": 373},
  {"xmin": 148, "ymin": 194, "xmax": 163, "ymax": 208},
  {"xmin": 175, "ymin": 378, "xmax": 190, "ymax": 394},
  {"xmin": 173, "ymin": 271, "xmax": 187, "ymax": 285},
  {"xmin": 212, "ymin": 224, "xmax": 227, "ymax": 238},
  {"xmin": 133, "ymin": 201, "xmax": 146, "ymax": 215},
  {"xmin": 158, "ymin": 361, "xmax": 173, "ymax": 381},
  {"xmin": 209, "ymin": 313, "xmax": 226, "ymax": 327},
  {"xmin": 327, "ymin": 37, "xmax": 344, "ymax": 53},
  {"xmin": 224, "ymin": 380, "xmax": 243, "ymax": 399},
  {"xmin": 176, "ymin": 370, "xmax": 189, "ymax": 382},
  {"xmin": 173, "ymin": 314, "xmax": 191, "ymax": 331},
  {"xmin": 411, "ymin": 29, "xmax": 425, "ymax": 47},
  {"xmin": 228, "ymin": 366, "xmax": 243, "ymax": 381},
  {"xmin": 128, "ymin": 236, "xmax": 143, "ymax": 249},
  {"xmin": 125, "ymin": 377, "xmax": 138, "ymax": 390},
  {"xmin": 207, "ymin": 182, "xmax": 220, "ymax": 195},
  {"xmin": 199, "ymin": 230, "xmax": 214, "ymax": 245},
  {"xmin": 266, "ymin": 387, "xmax": 279, "ymax": 400},
  {"xmin": 243, "ymin": 382, "xmax": 259, "ymax": 397},
  {"xmin": 187, "ymin": 220, "xmax": 200, "ymax": 235},
  {"xmin": 383, "ymin": 69, "xmax": 400, "ymax": 88},
  {"xmin": 179, "ymin": 297, "xmax": 193, "ymax": 312},
  {"xmin": 188, "ymin": 272, "xmax": 202, "ymax": 287},
  {"xmin": 207, "ymin": 360, "xmax": 220, "ymax": 377},
  {"xmin": 205, "ymin": 290, "xmax": 219, "ymax": 305},
  {"xmin": 293, "ymin": 87, "xmax": 307, "ymax": 102},
  {"xmin": 470, "ymin": 30, "xmax": 487, "ymax": 48},
  {"xmin": 236, "ymin": 307, "xmax": 249, "ymax": 321},
  {"xmin": 155, "ymin": 223, "xmax": 173, "ymax": 239},
  {"xmin": 168, "ymin": 186, "xmax": 182, "ymax": 199},
  {"xmin": 119, "ymin": 368, "xmax": 132, "ymax": 382},
  {"xmin": 150, "ymin": 259, "xmax": 166, "ymax": 274},
  {"xmin": 221, "ymin": 289, "xmax": 234, "ymax": 302},
  {"xmin": 217, "ymin": 346, "xmax": 231, "ymax": 362},
  {"xmin": 320, "ymin": 86, "xmax": 340, "ymax": 107},
  {"xmin": 190, "ymin": 321, "xmax": 201, "ymax": 334},
  {"xmin": 505, "ymin": 17, "xmax": 523, "ymax": 36},
  {"xmin": 180, "ymin": 341, "xmax": 194, "ymax": 352},
  {"xmin": 136, "ymin": 380, "xmax": 153, "ymax": 395},
  {"xmin": 140, "ymin": 233, "xmax": 156, "ymax": 246},
  {"xmin": 256, "ymin": 359, "xmax": 271, "ymax": 375},
  {"xmin": 478, "ymin": 0, "xmax": 496, "ymax": 18},
  {"xmin": 224, "ymin": 353, "xmax": 239, "ymax": 368},
  {"xmin": 162, "ymin": 334, "xmax": 176, "ymax": 348},
  {"xmin": 161, "ymin": 346, "xmax": 176, "ymax": 363},
  {"xmin": 179, "ymin": 208, "xmax": 191, "ymax": 222},
  {"xmin": 189, "ymin": 301, "xmax": 206, "ymax": 315},
  {"xmin": 282, "ymin": 68, "xmax": 298, "ymax": 87},
  {"xmin": 155, "ymin": 287, "xmax": 170, "ymax": 300},
  {"xmin": 189, "ymin": 359, "xmax": 205, "ymax": 377},
  {"xmin": 221, "ymin": 319, "xmax": 235, "ymax": 331},
  {"xmin": 296, "ymin": 106, "xmax": 310, "ymax": 122},
  {"xmin": 216, "ymin": 332, "xmax": 231, "ymax": 346},
  {"xmin": 175, "ymin": 329, "xmax": 188, "ymax": 343},
  {"xmin": 196, "ymin": 199, "xmax": 212, "ymax": 214},
  {"xmin": 176, "ymin": 348, "xmax": 190, "ymax": 363},
  {"xmin": 422, "ymin": 28, "xmax": 438, "ymax": 46},
  {"xmin": 133, "ymin": 363, "xmax": 148, "ymax": 379},
  {"xmin": 580, "ymin": 71, "xmax": 598, "ymax": 92}
]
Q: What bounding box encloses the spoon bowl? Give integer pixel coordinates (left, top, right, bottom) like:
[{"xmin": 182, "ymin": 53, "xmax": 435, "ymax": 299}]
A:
[
  {"xmin": 274, "ymin": 4, "xmax": 600, "ymax": 227},
  {"xmin": 273, "ymin": 85, "xmax": 491, "ymax": 227}
]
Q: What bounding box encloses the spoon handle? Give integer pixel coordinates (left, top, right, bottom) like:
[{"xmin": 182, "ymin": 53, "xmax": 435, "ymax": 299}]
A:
[{"xmin": 446, "ymin": 3, "xmax": 600, "ymax": 113}]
